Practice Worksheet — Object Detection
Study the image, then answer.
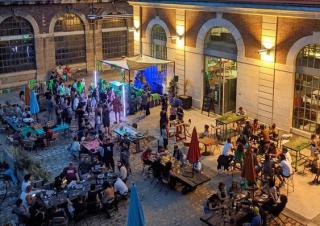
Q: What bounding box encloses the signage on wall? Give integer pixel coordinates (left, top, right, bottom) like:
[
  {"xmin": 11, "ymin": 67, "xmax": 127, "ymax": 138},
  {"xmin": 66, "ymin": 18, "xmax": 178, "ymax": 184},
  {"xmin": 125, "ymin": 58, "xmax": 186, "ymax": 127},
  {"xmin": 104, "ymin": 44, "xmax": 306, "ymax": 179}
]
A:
[{"xmin": 201, "ymin": 96, "xmax": 214, "ymax": 117}]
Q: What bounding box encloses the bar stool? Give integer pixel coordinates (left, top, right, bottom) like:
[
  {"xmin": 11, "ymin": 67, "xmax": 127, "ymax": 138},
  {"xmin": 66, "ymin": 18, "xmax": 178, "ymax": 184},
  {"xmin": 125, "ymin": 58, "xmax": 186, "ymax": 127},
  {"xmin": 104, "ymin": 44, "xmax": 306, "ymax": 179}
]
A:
[{"xmin": 284, "ymin": 172, "xmax": 295, "ymax": 195}]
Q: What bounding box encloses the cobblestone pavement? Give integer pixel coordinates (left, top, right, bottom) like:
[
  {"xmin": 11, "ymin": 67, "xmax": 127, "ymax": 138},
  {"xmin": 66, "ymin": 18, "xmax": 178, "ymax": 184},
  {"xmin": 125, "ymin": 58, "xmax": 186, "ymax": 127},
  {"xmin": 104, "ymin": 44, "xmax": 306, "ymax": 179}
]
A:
[{"xmin": 0, "ymin": 107, "xmax": 308, "ymax": 226}]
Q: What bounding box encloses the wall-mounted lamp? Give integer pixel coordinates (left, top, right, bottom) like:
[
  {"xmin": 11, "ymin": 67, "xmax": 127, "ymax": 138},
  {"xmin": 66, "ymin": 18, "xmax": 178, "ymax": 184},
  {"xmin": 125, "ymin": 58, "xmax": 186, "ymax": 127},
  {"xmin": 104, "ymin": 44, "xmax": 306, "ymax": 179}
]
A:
[
  {"xmin": 170, "ymin": 35, "xmax": 183, "ymax": 40},
  {"xmin": 258, "ymin": 48, "xmax": 271, "ymax": 55},
  {"xmin": 128, "ymin": 26, "xmax": 139, "ymax": 32}
]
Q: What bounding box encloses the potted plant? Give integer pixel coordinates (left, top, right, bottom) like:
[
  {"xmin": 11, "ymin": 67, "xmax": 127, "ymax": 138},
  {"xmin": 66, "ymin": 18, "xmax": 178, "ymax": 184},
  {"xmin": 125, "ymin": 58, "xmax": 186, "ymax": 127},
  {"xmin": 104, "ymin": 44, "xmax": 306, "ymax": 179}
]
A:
[{"xmin": 179, "ymin": 79, "xmax": 192, "ymax": 109}]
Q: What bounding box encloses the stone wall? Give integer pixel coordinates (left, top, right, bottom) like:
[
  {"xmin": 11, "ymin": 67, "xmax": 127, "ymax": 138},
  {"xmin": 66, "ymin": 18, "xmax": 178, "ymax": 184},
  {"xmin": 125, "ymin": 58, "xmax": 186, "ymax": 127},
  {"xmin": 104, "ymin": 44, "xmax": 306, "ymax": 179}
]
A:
[{"xmin": 0, "ymin": 2, "xmax": 134, "ymax": 88}]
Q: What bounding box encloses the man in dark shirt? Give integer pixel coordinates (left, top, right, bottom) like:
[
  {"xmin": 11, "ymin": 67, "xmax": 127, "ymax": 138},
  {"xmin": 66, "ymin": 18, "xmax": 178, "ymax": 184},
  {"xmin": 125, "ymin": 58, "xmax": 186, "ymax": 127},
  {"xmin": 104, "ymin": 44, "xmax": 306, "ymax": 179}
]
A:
[{"xmin": 103, "ymin": 138, "xmax": 115, "ymax": 172}]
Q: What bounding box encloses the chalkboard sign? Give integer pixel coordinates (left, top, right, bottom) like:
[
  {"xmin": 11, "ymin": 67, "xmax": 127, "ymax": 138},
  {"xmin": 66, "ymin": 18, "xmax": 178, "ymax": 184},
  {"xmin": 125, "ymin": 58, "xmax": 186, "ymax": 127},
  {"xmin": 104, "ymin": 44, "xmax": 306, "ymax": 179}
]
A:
[{"xmin": 201, "ymin": 96, "xmax": 213, "ymax": 116}]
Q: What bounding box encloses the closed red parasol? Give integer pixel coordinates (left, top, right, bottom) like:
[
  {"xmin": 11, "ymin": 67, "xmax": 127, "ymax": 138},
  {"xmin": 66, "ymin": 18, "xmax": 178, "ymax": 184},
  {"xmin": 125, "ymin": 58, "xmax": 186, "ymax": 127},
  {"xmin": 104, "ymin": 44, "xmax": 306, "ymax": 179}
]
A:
[
  {"xmin": 187, "ymin": 127, "xmax": 201, "ymax": 164},
  {"xmin": 241, "ymin": 147, "xmax": 256, "ymax": 184}
]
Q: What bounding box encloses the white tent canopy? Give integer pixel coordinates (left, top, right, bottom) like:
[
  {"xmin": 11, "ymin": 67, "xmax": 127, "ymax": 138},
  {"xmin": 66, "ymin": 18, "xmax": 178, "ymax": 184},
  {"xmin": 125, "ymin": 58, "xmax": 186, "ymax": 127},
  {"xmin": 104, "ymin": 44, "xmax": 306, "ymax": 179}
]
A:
[{"xmin": 101, "ymin": 55, "xmax": 173, "ymax": 71}]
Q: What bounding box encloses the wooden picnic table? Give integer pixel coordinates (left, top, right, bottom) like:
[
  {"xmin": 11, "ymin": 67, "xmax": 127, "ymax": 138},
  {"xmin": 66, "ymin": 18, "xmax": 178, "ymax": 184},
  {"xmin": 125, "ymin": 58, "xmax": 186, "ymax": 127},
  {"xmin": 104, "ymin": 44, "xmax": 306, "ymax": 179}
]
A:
[
  {"xmin": 282, "ymin": 136, "xmax": 310, "ymax": 171},
  {"xmin": 215, "ymin": 113, "xmax": 246, "ymax": 141},
  {"xmin": 113, "ymin": 126, "xmax": 145, "ymax": 153},
  {"xmin": 160, "ymin": 156, "xmax": 211, "ymax": 193}
]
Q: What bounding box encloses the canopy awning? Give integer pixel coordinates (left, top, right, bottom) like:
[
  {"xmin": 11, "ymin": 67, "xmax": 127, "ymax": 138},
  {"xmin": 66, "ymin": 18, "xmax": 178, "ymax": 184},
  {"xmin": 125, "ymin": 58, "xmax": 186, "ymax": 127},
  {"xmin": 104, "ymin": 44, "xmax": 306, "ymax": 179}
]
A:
[{"xmin": 101, "ymin": 55, "xmax": 173, "ymax": 71}]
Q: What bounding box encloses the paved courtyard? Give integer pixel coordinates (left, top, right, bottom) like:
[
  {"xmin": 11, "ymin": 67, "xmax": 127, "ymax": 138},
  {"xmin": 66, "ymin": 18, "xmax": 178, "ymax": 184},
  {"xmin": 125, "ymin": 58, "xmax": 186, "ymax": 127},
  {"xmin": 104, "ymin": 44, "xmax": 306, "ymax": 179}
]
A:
[{"xmin": 0, "ymin": 103, "xmax": 318, "ymax": 226}]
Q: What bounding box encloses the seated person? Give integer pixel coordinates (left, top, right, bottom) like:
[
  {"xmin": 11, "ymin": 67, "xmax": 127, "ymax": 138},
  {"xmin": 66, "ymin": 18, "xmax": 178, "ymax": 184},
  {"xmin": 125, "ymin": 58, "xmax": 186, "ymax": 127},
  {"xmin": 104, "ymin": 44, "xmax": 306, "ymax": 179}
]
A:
[
  {"xmin": 63, "ymin": 162, "xmax": 79, "ymax": 183},
  {"xmin": 203, "ymin": 193, "xmax": 220, "ymax": 214},
  {"xmin": 86, "ymin": 184, "xmax": 101, "ymax": 210},
  {"xmin": 236, "ymin": 134, "xmax": 247, "ymax": 146},
  {"xmin": 200, "ymin": 124, "xmax": 210, "ymax": 138},
  {"xmin": 261, "ymin": 179, "xmax": 279, "ymax": 211},
  {"xmin": 277, "ymin": 154, "xmax": 293, "ymax": 186},
  {"xmin": 173, "ymin": 145, "xmax": 183, "ymax": 162},
  {"xmin": 141, "ymin": 147, "xmax": 154, "ymax": 166},
  {"xmin": 42, "ymin": 126, "xmax": 53, "ymax": 147},
  {"xmin": 282, "ymin": 147, "xmax": 292, "ymax": 165},
  {"xmin": 269, "ymin": 123, "xmax": 278, "ymax": 140},
  {"xmin": 228, "ymin": 181, "xmax": 240, "ymax": 198},
  {"xmin": 262, "ymin": 154, "xmax": 274, "ymax": 178},
  {"xmin": 260, "ymin": 125, "xmax": 270, "ymax": 146},
  {"xmin": 13, "ymin": 198, "xmax": 30, "ymax": 225},
  {"xmin": 78, "ymin": 157, "xmax": 92, "ymax": 177},
  {"xmin": 114, "ymin": 177, "xmax": 129, "ymax": 196},
  {"xmin": 237, "ymin": 106, "xmax": 247, "ymax": 116},
  {"xmin": 193, "ymin": 160, "xmax": 202, "ymax": 173},
  {"xmin": 268, "ymin": 143, "xmax": 278, "ymax": 157},
  {"xmin": 54, "ymin": 173, "xmax": 66, "ymax": 191},
  {"xmin": 24, "ymin": 132, "xmax": 36, "ymax": 142},
  {"xmin": 162, "ymin": 161, "xmax": 175, "ymax": 188},
  {"xmin": 251, "ymin": 206, "xmax": 263, "ymax": 226},
  {"xmin": 310, "ymin": 134, "xmax": 319, "ymax": 157},
  {"xmin": 20, "ymin": 185, "xmax": 34, "ymax": 208},
  {"xmin": 169, "ymin": 105, "xmax": 177, "ymax": 121},
  {"xmin": 118, "ymin": 160, "xmax": 128, "ymax": 183},
  {"xmin": 91, "ymin": 156, "xmax": 103, "ymax": 174},
  {"xmin": 217, "ymin": 182, "xmax": 228, "ymax": 203}
]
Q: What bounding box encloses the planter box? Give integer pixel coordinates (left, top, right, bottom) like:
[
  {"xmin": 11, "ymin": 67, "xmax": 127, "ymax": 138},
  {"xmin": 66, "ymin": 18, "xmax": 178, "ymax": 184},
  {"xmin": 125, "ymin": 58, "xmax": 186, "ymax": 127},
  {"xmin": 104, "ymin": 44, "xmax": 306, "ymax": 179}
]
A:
[{"xmin": 179, "ymin": 95, "xmax": 192, "ymax": 109}]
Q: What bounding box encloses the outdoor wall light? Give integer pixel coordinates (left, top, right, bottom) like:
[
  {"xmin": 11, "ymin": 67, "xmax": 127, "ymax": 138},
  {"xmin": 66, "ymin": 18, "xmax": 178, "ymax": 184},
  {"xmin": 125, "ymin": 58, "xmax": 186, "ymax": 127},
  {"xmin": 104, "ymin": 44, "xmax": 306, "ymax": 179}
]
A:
[
  {"xmin": 128, "ymin": 26, "xmax": 139, "ymax": 32},
  {"xmin": 258, "ymin": 48, "xmax": 271, "ymax": 55},
  {"xmin": 170, "ymin": 35, "xmax": 182, "ymax": 40}
]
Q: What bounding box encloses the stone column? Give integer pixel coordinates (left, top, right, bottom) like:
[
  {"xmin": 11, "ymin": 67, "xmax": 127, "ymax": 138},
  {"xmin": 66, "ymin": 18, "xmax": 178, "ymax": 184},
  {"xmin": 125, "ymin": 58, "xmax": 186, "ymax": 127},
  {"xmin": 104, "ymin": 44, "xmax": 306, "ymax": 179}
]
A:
[
  {"xmin": 257, "ymin": 16, "xmax": 277, "ymax": 124},
  {"xmin": 133, "ymin": 5, "xmax": 141, "ymax": 56},
  {"xmin": 175, "ymin": 9, "xmax": 186, "ymax": 96}
]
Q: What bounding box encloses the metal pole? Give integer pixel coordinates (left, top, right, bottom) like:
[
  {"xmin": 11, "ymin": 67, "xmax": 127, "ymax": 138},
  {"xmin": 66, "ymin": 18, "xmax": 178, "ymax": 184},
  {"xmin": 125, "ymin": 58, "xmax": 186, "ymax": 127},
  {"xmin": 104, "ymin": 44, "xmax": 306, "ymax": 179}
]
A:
[{"xmin": 222, "ymin": 62, "xmax": 225, "ymax": 115}]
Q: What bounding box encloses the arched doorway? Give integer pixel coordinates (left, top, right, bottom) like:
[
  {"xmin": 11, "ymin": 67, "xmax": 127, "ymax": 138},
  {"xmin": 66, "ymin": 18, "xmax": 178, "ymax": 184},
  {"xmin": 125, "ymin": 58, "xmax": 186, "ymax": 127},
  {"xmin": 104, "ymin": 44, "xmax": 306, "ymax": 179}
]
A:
[
  {"xmin": 53, "ymin": 13, "xmax": 86, "ymax": 66},
  {"xmin": 293, "ymin": 44, "xmax": 320, "ymax": 133},
  {"xmin": 0, "ymin": 16, "xmax": 36, "ymax": 74},
  {"xmin": 204, "ymin": 27, "xmax": 238, "ymax": 114}
]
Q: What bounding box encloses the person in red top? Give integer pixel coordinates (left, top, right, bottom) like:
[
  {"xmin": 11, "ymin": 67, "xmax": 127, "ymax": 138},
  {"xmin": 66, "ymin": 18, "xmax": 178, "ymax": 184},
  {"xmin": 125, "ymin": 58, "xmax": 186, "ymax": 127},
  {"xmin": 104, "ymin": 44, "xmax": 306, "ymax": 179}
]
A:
[
  {"xmin": 63, "ymin": 162, "xmax": 79, "ymax": 183},
  {"xmin": 141, "ymin": 148, "xmax": 153, "ymax": 166},
  {"xmin": 42, "ymin": 126, "xmax": 53, "ymax": 147},
  {"xmin": 112, "ymin": 95, "xmax": 122, "ymax": 124}
]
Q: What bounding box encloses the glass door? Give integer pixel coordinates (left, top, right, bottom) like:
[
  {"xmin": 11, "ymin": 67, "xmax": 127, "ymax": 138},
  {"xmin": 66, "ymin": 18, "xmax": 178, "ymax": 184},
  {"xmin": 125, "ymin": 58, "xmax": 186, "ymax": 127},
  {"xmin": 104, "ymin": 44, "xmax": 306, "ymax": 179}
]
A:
[{"xmin": 204, "ymin": 56, "xmax": 237, "ymax": 115}]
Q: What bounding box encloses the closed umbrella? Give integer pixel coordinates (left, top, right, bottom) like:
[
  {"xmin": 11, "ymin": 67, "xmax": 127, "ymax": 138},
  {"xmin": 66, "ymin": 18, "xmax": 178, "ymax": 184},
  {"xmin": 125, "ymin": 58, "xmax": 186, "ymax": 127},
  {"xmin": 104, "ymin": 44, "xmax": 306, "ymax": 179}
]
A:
[
  {"xmin": 127, "ymin": 184, "xmax": 145, "ymax": 226},
  {"xmin": 29, "ymin": 90, "xmax": 40, "ymax": 115},
  {"xmin": 242, "ymin": 147, "xmax": 256, "ymax": 184},
  {"xmin": 25, "ymin": 85, "xmax": 30, "ymax": 107},
  {"xmin": 187, "ymin": 127, "xmax": 201, "ymax": 164}
]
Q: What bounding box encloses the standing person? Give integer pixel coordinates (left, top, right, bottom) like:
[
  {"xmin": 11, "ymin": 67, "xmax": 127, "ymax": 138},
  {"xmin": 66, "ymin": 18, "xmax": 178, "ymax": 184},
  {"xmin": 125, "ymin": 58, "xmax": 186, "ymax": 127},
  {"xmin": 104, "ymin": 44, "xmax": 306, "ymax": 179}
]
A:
[
  {"xmin": 141, "ymin": 92, "xmax": 148, "ymax": 116},
  {"xmin": 55, "ymin": 104, "xmax": 63, "ymax": 125},
  {"xmin": 161, "ymin": 124, "xmax": 168, "ymax": 150},
  {"xmin": 103, "ymin": 138, "xmax": 115, "ymax": 172},
  {"xmin": 159, "ymin": 108, "xmax": 168, "ymax": 134},
  {"xmin": 112, "ymin": 95, "xmax": 122, "ymax": 124},
  {"xmin": 45, "ymin": 95, "xmax": 54, "ymax": 121},
  {"xmin": 145, "ymin": 93, "xmax": 151, "ymax": 116},
  {"xmin": 177, "ymin": 105, "xmax": 184, "ymax": 121},
  {"xmin": 95, "ymin": 111, "xmax": 102, "ymax": 131},
  {"xmin": 21, "ymin": 174, "xmax": 32, "ymax": 192},
  {"xmin": 117, "ymin": 161, "xmax": 128, "ymax": 183},
  {"xmin": 102, "ymin": 104, "xmax": 111, "ymax": 135},
  {"xmin": 69, "ymin": 137, "xmax": 80, "ymax": 160}
]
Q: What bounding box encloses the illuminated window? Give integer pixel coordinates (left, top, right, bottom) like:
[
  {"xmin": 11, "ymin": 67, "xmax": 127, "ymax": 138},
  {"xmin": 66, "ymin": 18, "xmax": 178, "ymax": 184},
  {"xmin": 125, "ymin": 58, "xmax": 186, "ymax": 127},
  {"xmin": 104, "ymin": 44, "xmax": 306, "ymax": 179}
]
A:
[
  {"xmin": 204, "ymin": 27, "xmax": 237, "ymax": 57},
  {"xmin": 102, "ymin": 19, "xmax": 127, "ymax": 29},
  {"xmin": 151, "ymin": 24, "xmax": 167, "ymax": 60},
  {"xmin": 54, "ymin": 13, "xmax": 84, "ymax": 32},
  {"xmin": 293, "ymin": 44, "xmax": 320, "ymax": 132},
  {"xmin": 54, "ymin": 13, "xmax": 86, "ymax": 65},
  {"xmin": 0, "ymin": 16, "xmax": 35, "ymax": 74},
  {"xmin": 102, "ymin": 31, "xmax": 127, "ymax": 59}
]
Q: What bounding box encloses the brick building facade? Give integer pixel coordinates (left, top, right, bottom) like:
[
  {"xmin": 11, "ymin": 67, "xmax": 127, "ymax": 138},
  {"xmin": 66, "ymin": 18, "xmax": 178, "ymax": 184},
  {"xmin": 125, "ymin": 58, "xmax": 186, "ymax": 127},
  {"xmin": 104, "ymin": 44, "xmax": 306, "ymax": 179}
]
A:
[
  {"xmin": 0, "ymin": 0, "xmax": 133, "ymax": 89},
  {"xmin": 130, "ymin": 0, "xmax": 320, "ymax": 134}
]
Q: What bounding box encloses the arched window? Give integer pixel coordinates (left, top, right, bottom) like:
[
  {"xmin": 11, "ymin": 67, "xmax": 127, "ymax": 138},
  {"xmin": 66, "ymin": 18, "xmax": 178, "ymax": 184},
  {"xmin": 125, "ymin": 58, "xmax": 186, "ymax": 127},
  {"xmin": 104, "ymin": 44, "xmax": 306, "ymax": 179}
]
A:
[
  {"xmin": 151, "ymin": 24, "xmax": 167, "ymax": 60},
  {"xmin": 204, "ymin": 27, "xmax": 237, "ymax": 59},
  {"xmin": 293, "ymin": 44, "xmax": 320, "ymax": 132},
  {"xmin": 102, "ymin": 19, "xmax": 128, "ymax": 59},
  {"xmin": 0, "ymin": 16, "xmax": 36, "ymax": 74},
  {"xmin": 54, "ymin": 13, "xmax": 86, "ymax": 65}
]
